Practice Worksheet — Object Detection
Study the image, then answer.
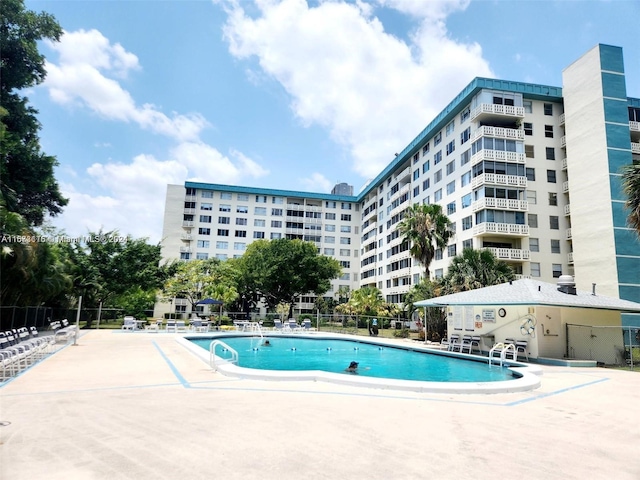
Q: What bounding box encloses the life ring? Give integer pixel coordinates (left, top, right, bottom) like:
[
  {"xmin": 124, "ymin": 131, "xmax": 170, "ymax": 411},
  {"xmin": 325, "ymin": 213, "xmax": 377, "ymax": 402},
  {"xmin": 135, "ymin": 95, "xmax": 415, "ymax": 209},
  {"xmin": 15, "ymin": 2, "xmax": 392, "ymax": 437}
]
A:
[{"xmin": 520, "ymin": 316, "xmax": 537, "ymax": 336}]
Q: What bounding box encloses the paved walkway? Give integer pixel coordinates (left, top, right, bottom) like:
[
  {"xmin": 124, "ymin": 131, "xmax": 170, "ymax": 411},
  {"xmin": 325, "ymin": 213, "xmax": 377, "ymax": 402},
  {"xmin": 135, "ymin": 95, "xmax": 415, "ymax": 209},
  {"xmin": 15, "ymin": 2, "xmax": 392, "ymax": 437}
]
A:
[{"xmin": 1, "ymin": 330, "xmax": 640, "ymax": 480}]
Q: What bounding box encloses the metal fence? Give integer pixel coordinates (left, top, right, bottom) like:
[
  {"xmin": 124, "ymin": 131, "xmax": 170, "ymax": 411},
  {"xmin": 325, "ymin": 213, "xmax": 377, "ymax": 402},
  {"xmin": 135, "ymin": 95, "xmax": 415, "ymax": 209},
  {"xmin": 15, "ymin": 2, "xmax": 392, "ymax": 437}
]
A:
[
  {"xmin": 566, "ymin": 324, "xmax": 640, "ymax": 368},
  {"xmin": 0, "ymin": 306, "xmax": 130, "ymax": 331}
]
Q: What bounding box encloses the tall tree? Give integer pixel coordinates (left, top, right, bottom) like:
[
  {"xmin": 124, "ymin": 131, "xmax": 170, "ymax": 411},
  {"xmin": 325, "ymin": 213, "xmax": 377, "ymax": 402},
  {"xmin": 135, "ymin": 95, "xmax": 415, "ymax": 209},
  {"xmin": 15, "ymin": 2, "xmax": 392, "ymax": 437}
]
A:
[
  {"xmin": 444, "ymin": 248, "xmax": 515, "ymax": 293},
  {"xmin": 1, "ymin": 0, "xmax": 67, "ymax": 225},
  {"xmin": 622, "ymin": 161, "xmax": 640, "ymax": 235},
  {"xmin": 396, "ymin": 203, "xmax": 453, "ymax": 280},
  {"xmin": 238, "ymin": 239, "xmax": 341, "ymax": 318},
  {"xmin": 402, "ymin": 278, "xmax": 447, "ymax": 341}
]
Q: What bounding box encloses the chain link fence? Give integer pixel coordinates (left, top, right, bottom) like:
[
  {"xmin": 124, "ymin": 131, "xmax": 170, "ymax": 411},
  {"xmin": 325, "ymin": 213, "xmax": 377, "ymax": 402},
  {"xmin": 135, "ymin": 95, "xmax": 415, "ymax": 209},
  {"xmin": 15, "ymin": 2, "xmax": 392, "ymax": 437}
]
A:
[
  {"xmin": 0, "ymin": 306, "xmax": 132, "ymax": 331},
  {"xmin": 566, "ymin": 324, "xmax": 640, "ymax": 368}
]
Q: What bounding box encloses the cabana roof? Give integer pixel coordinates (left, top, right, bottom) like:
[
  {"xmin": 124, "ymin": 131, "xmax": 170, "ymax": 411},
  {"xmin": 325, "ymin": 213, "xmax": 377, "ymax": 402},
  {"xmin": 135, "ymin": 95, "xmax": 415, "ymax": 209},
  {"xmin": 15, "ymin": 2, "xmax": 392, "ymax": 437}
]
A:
[{"xmin": 413, "ymin": 279, "xmax": 640, "ymax": 313}]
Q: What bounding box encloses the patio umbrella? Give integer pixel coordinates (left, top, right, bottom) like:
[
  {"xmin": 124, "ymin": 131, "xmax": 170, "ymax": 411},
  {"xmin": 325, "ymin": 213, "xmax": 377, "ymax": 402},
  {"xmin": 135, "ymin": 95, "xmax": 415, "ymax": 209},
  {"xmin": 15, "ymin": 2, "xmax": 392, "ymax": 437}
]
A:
[{"xmin": 196, "ymin": 298, "xmax": 224, "ymax": 325}]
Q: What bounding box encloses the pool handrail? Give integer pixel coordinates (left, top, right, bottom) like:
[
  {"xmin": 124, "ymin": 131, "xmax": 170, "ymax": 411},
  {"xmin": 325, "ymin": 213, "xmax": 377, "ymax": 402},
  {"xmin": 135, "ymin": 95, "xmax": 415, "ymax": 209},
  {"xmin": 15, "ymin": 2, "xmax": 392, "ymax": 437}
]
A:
[{"xmin": 209, "ymin": 339, "xmax": 238, "ymax": 371}]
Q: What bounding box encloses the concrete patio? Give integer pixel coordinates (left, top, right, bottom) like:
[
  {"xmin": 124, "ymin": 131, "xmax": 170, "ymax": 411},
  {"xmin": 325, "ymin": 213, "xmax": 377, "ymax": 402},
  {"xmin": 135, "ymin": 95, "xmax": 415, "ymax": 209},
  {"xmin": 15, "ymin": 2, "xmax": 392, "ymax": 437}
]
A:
[{"xmin": 1, "ymin": 330, "xmax": 639, "ymax": 480}]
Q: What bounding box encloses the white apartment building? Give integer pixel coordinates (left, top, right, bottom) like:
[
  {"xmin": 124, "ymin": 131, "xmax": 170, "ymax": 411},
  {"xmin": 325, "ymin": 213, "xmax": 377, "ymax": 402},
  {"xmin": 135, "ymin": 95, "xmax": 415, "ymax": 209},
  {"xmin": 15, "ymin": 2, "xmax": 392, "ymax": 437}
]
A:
[{"xmin": 160, "ymin": 44, "xmax": 639, "ymax": 327}]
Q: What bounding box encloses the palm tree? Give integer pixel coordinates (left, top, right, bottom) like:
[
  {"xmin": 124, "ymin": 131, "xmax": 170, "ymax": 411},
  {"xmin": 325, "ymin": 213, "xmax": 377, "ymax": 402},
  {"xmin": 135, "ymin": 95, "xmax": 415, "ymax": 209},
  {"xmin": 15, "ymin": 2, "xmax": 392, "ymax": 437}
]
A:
[
  {"xmin": 445, "ymin": 248, "xmax": 515, "ymax": 293},
  {"xmin": 622, "ymin": 161, "xmax": 640, "ymax": 235},
  {"xmin": 396, "ymin": 203, "xmax": 453, "ymax": 280}
]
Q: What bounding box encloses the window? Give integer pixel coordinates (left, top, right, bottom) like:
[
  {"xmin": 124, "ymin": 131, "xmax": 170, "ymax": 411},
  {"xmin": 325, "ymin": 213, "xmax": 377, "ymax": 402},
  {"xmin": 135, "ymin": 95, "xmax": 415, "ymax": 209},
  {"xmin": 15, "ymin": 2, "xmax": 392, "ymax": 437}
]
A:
[
  {"xmin": 341, "ymin": 203, "xmax": 352, "ymax": 210},
  {"xmin": 339, "ymin": 249, "xmax": 351, "ymax": 256},
  {"xmin": 325, "ymin": 224, "xmax": 336, "ymax": 232},
  {"xmin": 524, "ymin": 100, "xmax": 533, "ymax": 113},
  {"xmin": 200, "ymin": 215, "xmax": 212, "ymax": 223},
  {"xmin": 340, "ymin": 237, "xmax": 351, "ymax": 245},
  {"xmin": 528, "ymin": 214, "xmax": 538, "ymax": 228},
  {"xmin": 201, "ymin": 191, "xmax": 213, "ymax": 198},
  {"xmin": 254, "ymin": 219, "xmax": 266, "ymax": 227},
  {"xmin": 413, "ymin": 186, "xmax": 420, "ymax": 197},
  {"xmin": 526, "ymin": 168, "xmax": 536, "ymax": 181},
  {"xmin": 461, "ymin": 193, "xmax": 472, "ymax": 208},
  {"xmin": 413, "ymin": 153, "xmax": 420, "ymax": 164},
  {"xmin": 548, "ymin": 192, "xmax": 558, "ymax": 206},
  {"xmin": 235, "ymin": 230, "xmax": 247, "ymax": 237},
  {"xmin": 434, "ymin": 169, "xmax": 442, "ymax": 183},
  {"xmin": 525, "ymin": 145, "xmax": 534, "ymax": 158},
  {"xmin": 545, "ymin": 125, "xmax": 554, "ymax": 138},
  {"xmin": 271, "ymin": 220, "xmax": 282, "ymax": 228},
  {"xmin": 434, "ymin": 131, "xmax": 442, "ymax": 146},
  {"xmin": 460, "ymin": 149, "xmax": 471, "ymax": 165},
  {"xmin": 180, "ymin": 252, "xmax": 191, "ymax": 260},
  {"xmin": 220, "ymin": 192, "xmax": 232, "ymax": 200},
  {"xmin": 527, "ymin": 190, "xmax": 537, "ymax": 204},
  {"xmin": 551, "ymin": 239, "xmax": 561, "ymax": 253},
  {"xmin": 422, "ymin": 179, "xmax": 430, "ymax": 190},
  {"xmin": 341, "ymin": 214, "xmax": 351, "ymax": 221},
  {"xmin": 547, "ymin": 170, "xmax": 557, "ymax": 183},
  {"xmin": 460, "ymin": 127, "xmax": 471, "ymax": 144},
  {"xmin": 447, "ymin": 201, "xmax": 456, "ymax": 215},
  {"xmin": 216, "ymin": 241, "xmax": 228, "ymax": 249},
  {"xmin": 544, "ymin": 103, "xmax": 553, "ymax": 116},
  {"xmin": 340, "ymin": 226, "xmax": 351, "ymax": 233},
  {"xmin": 529, "ymin": 238, "xmax": 539, "ymax": 252},
  {"xmin": 435, "ymin": 248, "xmax": 443, "ymax": 260},
  {"xmin": 447, "ymin": 244, "xmax": 457, "ymax": 257},
  {"xmin": 253, "ymin": 232, "xmax": 265, "ymax": 239},
  {"xmin": 254, "ymin": 207, "xmax": 267, "ymax": 215},
  {"xmin": 422, "ymin": 143, "xmax": 430, "ymax": 155},
  {"xmin": 434, "ymin": 150, "xmax": 443, "ymax": 165},
  {"xmin": 197, "ymin": 240, "xmax": 210, "ymax": 248},
  {"xmin": 462, "ymin": 216, "xmax": 472, "ymax": 230},
  {"xmin": 524, "ymin": 123, "xmax": 533, "ymax": 136},
  {"xmin": 423, "ymin": 160, "xmax": 430, "ymax": 173},
  {"xmin": 552, "ymin": 264, "xmax": 562, "ymax": 278},
  {"xmin": 325, "ymin": 236, "xmax": 335, "ymax": 244},
  {"xmin": 446, "ymin": 120, "xmax": 455, "ymax": 136},
  {"xmin": 324, "ymin": 248, "xmax": 335, "ymax": 255},
  {"xmin": 434, "ymin": 189, "xmax": 442, "ymax": 202},
  {"xmin": 236, "ymin": 206, "xmax": 248, "ymax": 213},
  {"xmin": 461, "ymin": 171, "xmax": 471, "ymax": 187},
  {"xmin": 217, "ymin": 229, "xmax": 228, "ymax": 236},
  {"xmin": 200, "ymin": 203, "xmax": 213, "ymax": 211},
  {"xmin": 237, "ymin": 194, "xmax": 249, "ymax": 201},
  {"xmin": 435, "ymin": 269, "xmax": 444, "ymax": 279},
  {"xmin": 530, "ymin": 262, "xmax": 541, "ymax": 277},
  {"xmin": 460, "ymin": 106, "xmax": 471, "ymax": 123},
  {"xmin": 196, "ymin": 253, "xmax": 209, "ymax": 260},
  {"xmin": 218, "ymin": 216, "xmax": 230, "ymax": 224},
  {"xmin": 255, "ymin": 195, "xmax": 267, "ymax": 203},
  {"xmin": 236, "ymin": 218, "xmax": 247, "ymax": 225},
  {"xmin": 234, "ymin": 242, "xmax": 246, "ymax": 251},
  {"xmin": 550, "ymin": 216, "xmax": 559, "ymax": 229},
  {"xmin": 446, "ymin": 140, "xmax": 455, "ymax": 155},
  {"xmin": 446, "ymin": 161, "xmax": 456, "ymax": 175},
  {"xmin": 546, "ymin": 147, "xmax": 555, "ymax": 160},
  {"xmin": 413, "ymin": 169, "xmax": 419, "ymax": 181},
  {"xmin": 272, "ymin": 208, "xmax": 283, "ymax": 216},
  {"xmin": 326, "ymin": 213, "xmax": 336, "ymax": 220},
  {"xmin": 462, "ymin": 239, "xmax": 473, "ymax": 249},
  {"xmin": 270, "ymin": 233, "xmax": 282, "ymax": 239},
  {"xmin": 325, "ymin": 201, "xmax": 336, "ymax": 208},
  {"xmin": 446, "ymin": 181, "xmax": 456, "ymax": 195},
  {"xmin": 272, "ymin": 197, "xmax": 283, "ymax": 204},
  {"xmin": 219, "ymin": 204, "xmax": 231, "ymax": 212}
]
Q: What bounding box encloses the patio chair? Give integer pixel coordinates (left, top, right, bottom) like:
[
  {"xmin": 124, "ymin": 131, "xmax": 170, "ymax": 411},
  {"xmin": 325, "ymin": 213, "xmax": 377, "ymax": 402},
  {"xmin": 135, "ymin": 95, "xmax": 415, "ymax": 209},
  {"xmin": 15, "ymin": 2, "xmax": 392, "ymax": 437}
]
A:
[
  {"xmin": 287, "ymin": 319, "xmax": 300, "ymax": 332},
  {"xmin": 301, "ymin": 319, "xmax": 315, "ymax": 332},
  {"xmin": 145, "ymin": 321, "xmax": 160, "ymax": 333},
  {"xmin": 273, "ymin": 320, "xmax": 284, "ymax": 332},
  {"xmin": 515, "ymin": 340, "xmax": 529, "ymax": 361},
  {"xmin": 122, "ymin": 316, "xmax": 137, "ymax": 331},
  {"xmin": 470, "ymin": 336, "xmax": 482, "ymax": 355},
  {"xmin": 457, "ymin": 335, "xmax": 473, "ymax": 354},
  {"xmin": 176, "ymin": 320, "xmax": 188, "ymax": 333},
  {"xmin": 165, "ymin": 320, "xmax": 177, "ymax": 333},
  {"xmin": 444, "ymin": 334, "xmax": 460, "ymax": 351}
]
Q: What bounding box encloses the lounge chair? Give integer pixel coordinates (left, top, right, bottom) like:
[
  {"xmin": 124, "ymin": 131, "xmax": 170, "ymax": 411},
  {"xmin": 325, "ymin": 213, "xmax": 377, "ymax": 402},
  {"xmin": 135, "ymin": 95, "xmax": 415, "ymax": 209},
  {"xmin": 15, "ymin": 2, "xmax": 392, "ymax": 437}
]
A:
[
  {"xmin": 515, "ymin": 340, "xmax": 529, "ymax": 361},
  {"xmin": 176, "ymin": 320, "xmax": 188, "ymax": 333},
  {"xmin": 273, "ymin": 320, "xmax": 284, "ymax": 332},
  {"xmin": 122, "ymin": 316, "xmax": 137, "ymax": 331},
  {"xmin": 470, "ymin": 336, "xmax": 482, "ymax": 355},
  {"xmin": 443, "ymin": 334, "xmax": 460, "ymax": 351},
  {"xmin": 286, "ymin": 319, "xmax": 300, "ymax": 332},
  {"xmin": 165, "ymin": 320, "xmax": 177, "ymax": 333},
  {"xmin": 301, "ymin": 319, "xmax": 315, "ymax": 332},
  {"xmin": 457, "ymin": 335, "xmax": 473, "ymax": 354}
]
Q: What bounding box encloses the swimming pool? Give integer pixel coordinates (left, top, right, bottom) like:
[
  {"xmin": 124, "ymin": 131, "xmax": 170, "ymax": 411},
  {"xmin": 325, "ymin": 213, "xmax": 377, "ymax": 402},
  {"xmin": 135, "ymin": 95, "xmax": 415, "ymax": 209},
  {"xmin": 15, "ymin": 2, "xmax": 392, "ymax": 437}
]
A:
[{"xmin": 180, "ymin": 333, "xmax": 543, "ymax": 393}]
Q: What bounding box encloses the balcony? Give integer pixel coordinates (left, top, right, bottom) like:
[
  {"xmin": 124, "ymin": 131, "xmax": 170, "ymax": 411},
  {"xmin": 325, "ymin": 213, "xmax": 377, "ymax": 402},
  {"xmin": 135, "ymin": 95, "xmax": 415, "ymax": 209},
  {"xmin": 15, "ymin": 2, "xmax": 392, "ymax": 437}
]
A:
[
  {"xmin": 486, "ymin": 247, "xmax": 530, "ymax": 261},
  {"xmin": 561, "ymin": 157, "xmax": 568, "ymax": 170},
  {"xmin": 471, "ymin": 173, "xmax": 527, "ymax": 189},
  {"xmin": 389, "ymin": 183, "xmax": 411, "ymax": 203},
  {"xmin": 182, "ymin": 221, "xmax": 194, "ymax": 228},
  {"xmin": 472, "ymin": 198, "xmax": 528, "ymax": 213},
  {"xmin": 185, "ymin": 194, "xmax": 196, "ymax": 202},
  {"xmin": 568, "ymin": 252, "xmax": 574, "ymax": 264},
  {"xmin": 564, "ymin": 204, "xmax": 571, "ymax": 216},
  {"xmin": 563, "ymin": 181, "xmax": 570, "ymax": 193},
  {"xmin": 630, "ymin": 121, "xmax": 640, "ymax": 142},
  {"xmin": 566, "ymin": 228, "xmax": 572, "ymax": 240},
  {"xmin": 183, "ymin": 208, "xmax": 195, "ymax": 215},
  {"xmin": 514, "ymin": 274, "xmax": 532, "ymax": 280},
  {"xmin": 181, "ymin": 234, "xmax": 193, "ymax": 241},
  {"xmin": 179, "ymin": 247, "xmax": 191, "ymax": 253},
  {"xmin": 561, "ymin": 136, "xmax": 566, "ymax": 148},
  {"xmin": 472, "ymin": 222, "xmax": 529, "ymax": 237},
  {"xmin": 472, "ymin": 125, "xmax": 524, "ymax": 141},
  {"xmin": 394, "ymin": 166, "xmax": 411, "ymax": 181},
  {"xmin": 470, "ymin": 103, "xmax": 525, "ymax": 122},
  {"xmin": 471, "ymin": 149, "xmax": 525, "ymax": 167},
  {"xmin": 559, "ymin": 113, "xmax": 565, "ymax": 125},
  {"xmin": 632, "ymin": 142, "xmax": 640, "ymax": 154}
]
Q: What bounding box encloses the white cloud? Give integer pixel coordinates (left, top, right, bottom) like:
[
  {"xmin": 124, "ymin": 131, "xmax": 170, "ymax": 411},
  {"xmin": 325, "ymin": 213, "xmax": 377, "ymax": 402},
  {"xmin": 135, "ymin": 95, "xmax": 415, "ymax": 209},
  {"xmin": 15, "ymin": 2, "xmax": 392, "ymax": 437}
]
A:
[
  {"xmin": 299, "ymin": 173, "xmax": 333, "ymax": 193},
  {"xmin": 43, "ymin": 29, "xmax": 208, "ymax": 142},
  {"xmin": 219, "ymin": 0, "xmax": 493, "ymax": 178}
]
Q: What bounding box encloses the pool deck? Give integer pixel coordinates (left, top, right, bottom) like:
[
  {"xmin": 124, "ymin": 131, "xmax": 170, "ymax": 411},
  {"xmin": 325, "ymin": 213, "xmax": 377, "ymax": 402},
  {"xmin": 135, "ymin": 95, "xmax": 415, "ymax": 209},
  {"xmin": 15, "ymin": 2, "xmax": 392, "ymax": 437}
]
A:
[{"xmin": 2, "ymin": 330, "xmax": 640, "ymax": 480}]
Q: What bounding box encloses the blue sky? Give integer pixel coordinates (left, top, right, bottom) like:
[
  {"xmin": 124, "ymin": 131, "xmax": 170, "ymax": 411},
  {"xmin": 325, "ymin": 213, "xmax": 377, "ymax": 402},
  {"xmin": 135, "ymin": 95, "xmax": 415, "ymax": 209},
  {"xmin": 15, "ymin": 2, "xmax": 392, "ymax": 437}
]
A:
[{"xmin": 26, "ymin": 0, "xmax": 639, "ymax": 243}]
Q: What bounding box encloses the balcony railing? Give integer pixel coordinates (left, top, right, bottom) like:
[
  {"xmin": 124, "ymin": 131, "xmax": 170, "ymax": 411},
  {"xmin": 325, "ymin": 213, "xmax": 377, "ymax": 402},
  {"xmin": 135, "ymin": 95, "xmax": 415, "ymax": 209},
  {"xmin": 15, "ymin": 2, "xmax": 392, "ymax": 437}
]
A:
[
  {"xmin": 181, "ymin": 234, "xmax": 193, "ymax": 241},
  {"xmin": 470, "ymin": 103, "xmax": 525, "ymax": 121},
  {"xmin": 472, "ymin": 125, "xmax": 525, "ymax": 141},
  {"xmin": 182, "ymin": 221, "xmax": 194, "ymax": 228},
  {"xmin": 568, "ymin": 252, "xmax": 574, "ymax": 264},
  {"xmin": 561, "ymin": 136, "xmax": 566, "ymax": 148},
  {"xmin": 559, "ymin": 113, "xmax": 565, "ymax": 125},
  {"xmin": 185, "ymin": 194, "xmax": 196, "ymax": 202},
  {"xmin": 471, "ymin": 173, "xmax": 528, "ymax": 189},
  {"xmin": 472, "ymin": 222, "xmax": 529, "ymax": 237},
  {"xmin": 630, "ymin": 121, "xmax": 639, "ymax": 132},
  {"xmin": 562, "ymin": 157, "xmax": 568, "ymax": 170},
  {"xmin": 564, "ymin": 204, "xmax": 571, "ymax": 216},
  {"xmin": 563, "ymin": 180, "xmax": 570, "ymax": 193},
  {"xmin": 389, "ymin": 183, "xmax": 411, "ymax": 203},
  {"xmin": 566, "ymin": 228, "xmax": 572, "ymax": 240},
  {"xmin": 486, "ymin": 247, "xmax": 530, "ymax": 261},
  {"xmin": 183, "ymin": 208, "xmax": 195, "ymax": 215},
  {"xmin": 471, "ymin": 149, "xmax": 525, "ymax": 166},
  {"xmin": 395, "ymin": 166, "xmax": 411, "ymax": 181},
  {"xmin": 472, "ymin": 198, "xmax": 528, "ymax": 212},
  {"xmin": 632, "ymin": 142, "xmax": 640, "ymax": 154},
  {"xmin": 179, "ymin": 247, "xmax": 191, "ymax": 253}
]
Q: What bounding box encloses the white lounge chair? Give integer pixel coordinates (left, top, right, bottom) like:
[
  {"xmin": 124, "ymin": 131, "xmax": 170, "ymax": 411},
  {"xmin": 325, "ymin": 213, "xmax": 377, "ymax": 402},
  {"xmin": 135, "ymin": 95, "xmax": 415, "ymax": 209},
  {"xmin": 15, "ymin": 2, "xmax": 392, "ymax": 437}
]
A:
[
  {"xmin": 176, "ymin": 320, "xmax": 188, "ymax": 333},
  {"xmin": 122, "ymin": 316, "xmax": 137, "ymax": 331},
  {"xmin": 165, "ymin": 320, "xmax": 177, "ymax": 333}
]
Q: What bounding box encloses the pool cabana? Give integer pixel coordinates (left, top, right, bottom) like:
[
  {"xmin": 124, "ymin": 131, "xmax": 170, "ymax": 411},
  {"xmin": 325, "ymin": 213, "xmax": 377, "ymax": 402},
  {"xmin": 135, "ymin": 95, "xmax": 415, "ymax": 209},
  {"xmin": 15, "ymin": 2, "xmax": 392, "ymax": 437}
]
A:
[{"xmin": 413, "ymin": 276, "xmax": 640, "ymax": 365}]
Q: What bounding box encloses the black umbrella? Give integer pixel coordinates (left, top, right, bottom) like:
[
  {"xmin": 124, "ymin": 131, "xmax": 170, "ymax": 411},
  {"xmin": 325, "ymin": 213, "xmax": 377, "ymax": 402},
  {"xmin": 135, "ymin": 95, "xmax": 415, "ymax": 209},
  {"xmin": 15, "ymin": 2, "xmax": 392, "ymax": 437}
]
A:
[{"xmin": 196, "ymin": 298, "xmax": 223, "ymax": 305}]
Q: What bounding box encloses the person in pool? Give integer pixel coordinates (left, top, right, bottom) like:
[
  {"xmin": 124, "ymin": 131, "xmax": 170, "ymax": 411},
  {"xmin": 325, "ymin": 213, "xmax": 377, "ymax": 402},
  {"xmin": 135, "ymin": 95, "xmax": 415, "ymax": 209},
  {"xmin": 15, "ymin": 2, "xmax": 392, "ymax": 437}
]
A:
[
  {"xmin": 345, "ymin": 361, "xmax": 359, "ymax": 373},
  {"xmin": 262, "ymin": 339, "xmax": 272, "ymax": 346}
]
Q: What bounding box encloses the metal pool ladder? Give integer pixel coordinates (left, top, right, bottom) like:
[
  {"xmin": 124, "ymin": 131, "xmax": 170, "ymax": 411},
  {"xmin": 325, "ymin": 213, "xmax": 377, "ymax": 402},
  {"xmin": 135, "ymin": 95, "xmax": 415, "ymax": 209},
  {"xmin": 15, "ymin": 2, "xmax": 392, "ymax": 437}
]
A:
[
  {"xmin": 488, "ymin": 343, "xmax": 517, "ymax": 367},
  {"xmin": 209, "ymin": 340, "xmax": 238, "ymax": 371}
]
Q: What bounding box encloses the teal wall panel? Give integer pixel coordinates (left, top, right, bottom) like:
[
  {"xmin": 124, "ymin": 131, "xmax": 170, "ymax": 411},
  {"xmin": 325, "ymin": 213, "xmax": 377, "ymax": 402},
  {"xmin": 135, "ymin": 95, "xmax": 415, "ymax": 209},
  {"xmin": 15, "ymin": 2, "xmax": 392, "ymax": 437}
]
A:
[
  {"xmin": 616, "ymin": 255, "xmax": 640, "ymax": 283},
  {"xmin": 610, "ymin": 173, "xmax": 626, "ymax": 201},
  {"xmin": 612, "ymin": 202, "xmax": 631, "ymax": 228},
  {"xmin": 606, "ymin": 123, "xmax": 632, "ymax": 150},
  {"xmin": 603, "ymin": 98, "xmax": 630, "ymax": 124},
  {"xmin": 599, "ymin": 44, "xmax": 625, "ymax": 74},
  {"xmin": 614, "ymin": 228, "xmax": 640, "ymax": 256},
  {"xmin": 608, "ymin": 148, "xmax": 633, "ymax": 174},
  {"xmin": 601, "ymin": 72, "xmax": 627, "ymax": 100}
]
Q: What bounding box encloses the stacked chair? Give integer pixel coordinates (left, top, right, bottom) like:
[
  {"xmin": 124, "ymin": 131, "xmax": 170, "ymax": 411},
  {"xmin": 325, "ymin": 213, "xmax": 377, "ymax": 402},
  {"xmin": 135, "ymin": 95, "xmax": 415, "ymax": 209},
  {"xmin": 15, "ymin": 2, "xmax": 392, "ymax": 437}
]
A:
[{"xmin": 0, "ymin": 327, "xmax": 55, "ymax": 382}]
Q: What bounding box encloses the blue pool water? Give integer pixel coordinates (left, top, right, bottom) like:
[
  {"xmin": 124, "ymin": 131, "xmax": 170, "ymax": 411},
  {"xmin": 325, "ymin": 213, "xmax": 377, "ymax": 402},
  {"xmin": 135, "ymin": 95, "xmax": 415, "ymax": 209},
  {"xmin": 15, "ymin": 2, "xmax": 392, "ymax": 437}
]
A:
[{"xmin": 190, "ymin": 336, "xmax": 514, "ymax": 383}]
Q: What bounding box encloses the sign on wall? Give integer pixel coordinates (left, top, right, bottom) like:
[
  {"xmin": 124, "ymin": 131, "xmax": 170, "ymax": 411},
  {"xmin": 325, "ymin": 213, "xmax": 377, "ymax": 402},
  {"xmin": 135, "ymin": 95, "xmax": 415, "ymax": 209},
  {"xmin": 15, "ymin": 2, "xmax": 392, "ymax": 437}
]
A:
[{"xmin": 482, "ymin": 309, "xmax": 496, "ymax": 322}]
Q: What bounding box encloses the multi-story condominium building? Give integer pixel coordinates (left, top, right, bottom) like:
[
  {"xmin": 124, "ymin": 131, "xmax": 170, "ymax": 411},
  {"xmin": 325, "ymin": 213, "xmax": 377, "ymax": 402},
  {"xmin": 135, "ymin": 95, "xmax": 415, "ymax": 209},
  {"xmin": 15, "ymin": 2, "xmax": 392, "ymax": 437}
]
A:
[{"xmin": 159, "ymin": 44, "xmax": 639, "ymax": 327}]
